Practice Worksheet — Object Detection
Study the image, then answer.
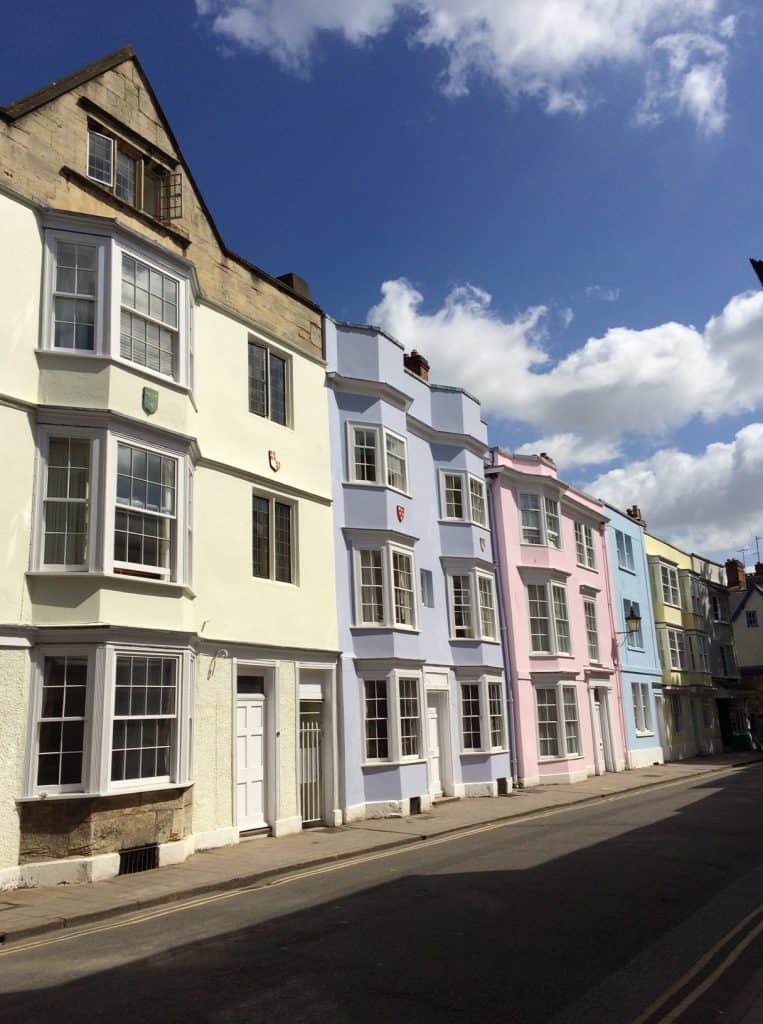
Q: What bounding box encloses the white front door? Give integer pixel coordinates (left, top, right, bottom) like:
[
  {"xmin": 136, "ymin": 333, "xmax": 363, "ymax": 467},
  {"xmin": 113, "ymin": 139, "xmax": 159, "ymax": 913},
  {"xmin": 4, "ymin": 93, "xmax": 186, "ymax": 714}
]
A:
[
  {"xmin": 427, "ymin": 696, "xmax": 442, "ymax": 798},
  {"xmin": 593, "ymin": 696, "xmax": 606, "ymax": 775},
  {"xmin": 236, "ymin": 694, "xmax": 266, "ymax": 830}
]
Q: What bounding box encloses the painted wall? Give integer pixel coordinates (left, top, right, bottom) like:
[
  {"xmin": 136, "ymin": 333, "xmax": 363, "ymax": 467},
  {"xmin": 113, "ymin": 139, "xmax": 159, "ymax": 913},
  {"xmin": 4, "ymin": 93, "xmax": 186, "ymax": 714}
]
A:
[
  {"xmin": 489, "ymin": 452, "xmax": 627, "ymax": 785},
  {"xmin": 0, "ymin": 649, "xmax": 30, "ymax": 869},
  {"xmin": 604, "ymin": 505, "xmax": 663, "ymax": 768},
  {"xmin": 326, "ymin": 320, "xmax": 510, "ymax": 816}
]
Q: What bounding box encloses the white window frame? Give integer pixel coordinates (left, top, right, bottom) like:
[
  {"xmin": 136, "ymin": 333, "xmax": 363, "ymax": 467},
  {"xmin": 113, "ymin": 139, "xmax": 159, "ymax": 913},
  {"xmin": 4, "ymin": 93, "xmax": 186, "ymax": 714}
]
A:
[
  {"xmin": 615, "ymin": 529, "xmax": 635, "ymax": 572},
  {"xmin": 439, "ymin": 470, "xmax": 489, "ymax": 527},
  {"xmin": 42, "ymin": 227, "xmax": 192, "ymax": 388},
  {"xmin": 583, "ymin": 597, "xmax": 600, "ymax": 663},
  {"xmin": 459, "ymin": 676, "xmax": 507, "ymax": 754},
  {"xmin": 527, "ymin": 580, "xmax": 572, "ymax": 656},
  {"xmin": 87, "ymin": 129, "xmax": 114, "ymax": 187},
  {"xmin": 660, "ymin": 563, "xmax": 681, "ymax": 608},
  {"xmin": 352, "ymin": 542, "xmax": 418, "ymax": 630},
  {"xmin": 631, "ymin": 682, "xmax": 653, "ymax": 735},
  {"xmin": 518, "ymin": 492, "xmax": 562, "ymax": 548},
  {"xmin": 251, "ymin": 488, "xmax": 297, "ymax": 585},
  {"xmin": 534, "ymin": 682, "xmax": 581, "ymax": 760},
  {"xmin": 32, "ymin": 425, "xmax": 191, "ymax": 587},
  {"xmin": 25, "ymin": 643, "xmax": 193, "ymax": 798},
  {"xmin": 447, "ymin": 569, "xmax": 498, "ymax": 641},
  {"xmin": 574, "ymin": 521, "xmax": 596, "ymax": 570},
  {"xmin": 347, "ymin": 422, "xmax": 410, "ymax": 495},
  {"xmin": 623, "ymin": 599, "xmax": 644, "ymax": 650},
  {"xmin": 666, "ymin": 627, "xmax": 687, "ymax": 671},
  {"xmin": 360, "ymin": 670, "xmax": 423, "ymax": 764}
]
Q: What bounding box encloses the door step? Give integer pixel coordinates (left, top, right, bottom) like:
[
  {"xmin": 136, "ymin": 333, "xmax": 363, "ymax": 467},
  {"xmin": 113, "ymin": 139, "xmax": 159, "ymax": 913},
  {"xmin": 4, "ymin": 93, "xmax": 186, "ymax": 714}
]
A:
[{"xmin": 432, "ymin": 796, "xmax": 459, "ymax": 805}]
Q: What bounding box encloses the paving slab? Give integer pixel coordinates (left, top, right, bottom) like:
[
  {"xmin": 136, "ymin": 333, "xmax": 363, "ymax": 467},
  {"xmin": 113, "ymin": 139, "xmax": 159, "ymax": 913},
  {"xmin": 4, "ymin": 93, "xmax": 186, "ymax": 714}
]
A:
[{"xmin": 1, "ymin": 754, "xmax": 760, "ymax": 947}]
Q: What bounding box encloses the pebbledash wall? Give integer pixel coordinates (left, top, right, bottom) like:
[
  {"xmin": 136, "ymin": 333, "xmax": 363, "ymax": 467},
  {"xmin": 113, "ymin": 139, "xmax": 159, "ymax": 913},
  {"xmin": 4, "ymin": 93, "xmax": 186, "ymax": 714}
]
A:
[
  {"xmin": 603, "ymin": 505, "xmax": 664, "ymax": 769},
  {"xmin": 326, "ymin": 322, "xmax": 511, "ymax": 821},
  {"xmin": 487, "ymin": 451, "xmax": 627, "ymax": 787},
  {"xmin": 0, "ymin": 49, "xmax": 339, "ymax": 888}
]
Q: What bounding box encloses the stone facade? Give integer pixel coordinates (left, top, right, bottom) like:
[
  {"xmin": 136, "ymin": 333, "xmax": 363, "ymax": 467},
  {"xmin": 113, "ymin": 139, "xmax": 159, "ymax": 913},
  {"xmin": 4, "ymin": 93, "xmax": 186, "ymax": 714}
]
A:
[{"xmin": 19, "ymin": 786, "xmax": 192, "ymax": 863}]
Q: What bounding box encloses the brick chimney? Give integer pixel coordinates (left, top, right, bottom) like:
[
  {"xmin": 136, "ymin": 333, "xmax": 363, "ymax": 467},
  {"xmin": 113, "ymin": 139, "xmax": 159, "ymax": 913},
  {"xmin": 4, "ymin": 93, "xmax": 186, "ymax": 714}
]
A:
[
  {"xmin": 276, "ymin": 273, "xmax": 312, "ymax": 301},
  {"xmin": 404, "ymin": 350, "xmax": 430, "ymax": 381},
  {"xmin": 539, "ymin": 452, "xmax": 556, "ymax": 467},
  {"xmin": 626, "ymin": 505, "xmax": 646, "ymax": 528},
  {"xmin": 725, "ymin": 558, "xmax": 747, "ymax": 590}
]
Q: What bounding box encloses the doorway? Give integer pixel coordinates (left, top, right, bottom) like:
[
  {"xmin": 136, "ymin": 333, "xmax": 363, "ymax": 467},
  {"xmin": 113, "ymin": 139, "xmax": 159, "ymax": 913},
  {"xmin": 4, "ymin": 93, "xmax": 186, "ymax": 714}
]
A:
[
  {"xmin": 425, "ymin": 688, "xmax": 451, "ymax": 799},
  {"xmin": 299, "ymin": 700, "xmax": 323, "ymax": 826},
  {"xmin": 235, "ymin": 674, "xmax": 267, "ymax": 831},
  {"xmin": 592, "ymin": 686, "xmax": 614, "ymax": 774}
]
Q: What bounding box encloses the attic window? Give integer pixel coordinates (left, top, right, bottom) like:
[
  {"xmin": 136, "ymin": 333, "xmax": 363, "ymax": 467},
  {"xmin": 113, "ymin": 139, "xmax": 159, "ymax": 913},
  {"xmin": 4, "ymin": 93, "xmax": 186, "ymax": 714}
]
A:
[{"xmin": 86, "ymin": 128, "xmax": 182, "ymax": 221}]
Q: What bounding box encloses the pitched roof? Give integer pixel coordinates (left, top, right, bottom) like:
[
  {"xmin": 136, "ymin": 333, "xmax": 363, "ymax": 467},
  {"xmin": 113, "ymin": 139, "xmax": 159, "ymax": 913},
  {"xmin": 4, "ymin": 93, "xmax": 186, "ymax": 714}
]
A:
[
  {"xmin": 1, "ymin": 47, "xmax": 321, "ymax": 314},
  {"xmin": 731, "ymin": 585, "xmax": 763, "ymax": 622}
]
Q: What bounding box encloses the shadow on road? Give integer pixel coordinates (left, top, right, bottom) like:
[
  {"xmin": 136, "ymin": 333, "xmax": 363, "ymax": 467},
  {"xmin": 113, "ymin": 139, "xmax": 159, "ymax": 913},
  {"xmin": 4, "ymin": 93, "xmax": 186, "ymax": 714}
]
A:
[{"xmin": 3, "ymin": 768, "xmax": 763, "ymax": 1024}]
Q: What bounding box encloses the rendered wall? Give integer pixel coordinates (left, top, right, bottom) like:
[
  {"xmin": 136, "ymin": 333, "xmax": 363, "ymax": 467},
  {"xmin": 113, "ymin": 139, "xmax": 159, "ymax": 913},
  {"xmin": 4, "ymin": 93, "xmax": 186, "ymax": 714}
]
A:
[{"xmin": 0, "ymin": 649, "xmax": 29, "ymax": 870}]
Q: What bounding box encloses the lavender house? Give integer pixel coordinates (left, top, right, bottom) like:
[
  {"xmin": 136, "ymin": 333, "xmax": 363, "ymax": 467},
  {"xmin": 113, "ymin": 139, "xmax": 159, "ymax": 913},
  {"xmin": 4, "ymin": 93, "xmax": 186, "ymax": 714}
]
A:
[{"xmin": 325, "ymin": 321, "xmax": 511, "ymax": 821}]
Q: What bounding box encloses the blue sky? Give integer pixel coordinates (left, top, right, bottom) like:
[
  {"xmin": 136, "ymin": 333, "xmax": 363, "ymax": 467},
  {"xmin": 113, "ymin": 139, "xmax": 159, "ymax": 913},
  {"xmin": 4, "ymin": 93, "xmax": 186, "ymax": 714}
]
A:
[{"xmin": 3, "ymin": 1, "xmax": 763, "ymax": 562}]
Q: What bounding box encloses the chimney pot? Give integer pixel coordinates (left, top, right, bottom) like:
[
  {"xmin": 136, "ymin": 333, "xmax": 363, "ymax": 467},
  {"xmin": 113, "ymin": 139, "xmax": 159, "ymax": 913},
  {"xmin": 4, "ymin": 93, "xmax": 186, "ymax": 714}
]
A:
[
  {"xmin": 276, "ymin": 273, "xmax": 312, "ymax": 300},
  {"xmin": 725, "ymin": 558, "xmax": 747, "ymax": 590},
  {"xmin": 626, "ymin": 505, "xmax": 646, "ymax": 528},
  {"xmin": 404, "ymin": 350, "xmax": 430, "ymax": 381}
]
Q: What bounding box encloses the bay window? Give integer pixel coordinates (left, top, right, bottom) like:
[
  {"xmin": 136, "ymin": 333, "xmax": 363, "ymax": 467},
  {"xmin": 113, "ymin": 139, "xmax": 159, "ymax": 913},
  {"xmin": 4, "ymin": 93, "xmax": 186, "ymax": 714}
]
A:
[
  {"xmin": 43, "ymin": 224, "xmax": 191, "ymax": 386},
  {"xmin": 43, "ymin": 437, "xmax": 91, "ymax": 568},
  {"xmin": 574, "ymin": 521, "xmax": 596, "ymax": 569},
  {"xmin": 27, "ymin": 645, "xmax": 193, "ymax": 797},
  {"xmin": 354, "ymin": 542, "xmax": 417, "ymax": 629},
  {"xmin": 660, "ymin": 564, "xmax": 681, "ymax": 607},
  {"xmin": 362, "ymin": 673, "xmax": 422, "ymax": 762},
  {"xmin": 440, "ymin": 471, "xmax": 488, "ymax": 526},
  {"xmin": 115, "ymin": 442, "xmax": 176, "ymax": 578},
  {"xmin": 527, "ymin": 581, "xmax": 572, "ymax": 655},
  {"xmin": 535, "ymin": 683, "xmax": 580, "ymax": 759},
  {"xmin": 663, "ymin": 627, "xmax": 687, "ymax": 671},
  {"xmin": 447, "ymin": 570, "xmax": 498, "ymax": 641},
  {"xmin": 347, "ymin": 423, "xmax": 409, "ymax": 493},
  {"xmin": 459, "ymin": 676, "xmax": 506, "ymax": 752},
  {"xmin": 519, "ymin": 493, "xmax": 561, "ymax": 548}
]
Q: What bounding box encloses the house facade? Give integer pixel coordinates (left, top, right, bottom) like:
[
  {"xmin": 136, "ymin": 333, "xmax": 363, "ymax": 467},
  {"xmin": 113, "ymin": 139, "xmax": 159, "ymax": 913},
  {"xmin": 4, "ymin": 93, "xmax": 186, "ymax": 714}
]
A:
[
  {"xmin": 0, "ymin": 49, "xmax": 339, "ymax": 888},
  {"xmin": 727, "ymin": 559, "xmax": 763, "ymax": 736},
  {"xmin": 644, "ymin": 534, "xmax": 723, "ymax": 759},
  {"xmin": 488, "ymin": 451, "xmax": 626, "ymax": 787},
  {"xmin": 603, "ymin": 505, "xmax": 663, "ymax": 768},
  {"xmin": 326, "ymin": 325, "xmax": 511, "ymax": 820}
]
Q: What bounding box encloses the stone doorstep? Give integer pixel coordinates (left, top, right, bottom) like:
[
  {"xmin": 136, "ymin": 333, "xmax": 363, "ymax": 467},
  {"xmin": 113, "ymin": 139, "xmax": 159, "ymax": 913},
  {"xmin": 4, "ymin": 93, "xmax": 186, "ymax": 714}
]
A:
[{"xmin": 1, "ymin": 758, "xmax": 761, "ymax": 948}]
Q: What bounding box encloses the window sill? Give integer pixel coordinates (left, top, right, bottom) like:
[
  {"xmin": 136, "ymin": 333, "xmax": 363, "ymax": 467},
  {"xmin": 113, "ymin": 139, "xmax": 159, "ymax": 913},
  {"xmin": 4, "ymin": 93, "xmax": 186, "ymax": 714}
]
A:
[
  {"xmin": 361, "ymin": 758, "xmax": 427, "ymax": 768},
  {"xmin": 576, "ymin": 563, "xmax": 598, "ymax": 574},
  {"xmin": 344, "ymin": 480, "xmax": 411, "ymax": 499},
  {"xmin": 449, "ymin": 637, "xmax": 501, "ymax": 645},
  {"xmin": 351, "ymin": 625, "xmax": 420, "ymax": 634},
  {"xmin": 530, "ymin": 652, "xmax": 575, "ymax": 659},
  {"xmin": 634, "ymin": 730, "xmax": 655, "ymax": 738},
  {"xmin": 26, "ymin": 570, "xmax": 195, "ymax": 597},
  {"xmin": 618, "ymin": 565, "xmax": 637, "ymax": 575},
  {"xmin": 438, "ymin": 518, "xmax": 490, "ymax": 531},
  {"xmin": 460, "ymin": 748, "xmax": 508, "ymax": 757},
  {"xmin": 17, "ymin": 781, "xmax": 192, "ymax": 803},
  {"xmin": 538, "ymin": 754, "xmax": 584, "ymax": 763},
  {"xmin": 36, "ymin": 348, "xmax": 192, "ymax": 395}
]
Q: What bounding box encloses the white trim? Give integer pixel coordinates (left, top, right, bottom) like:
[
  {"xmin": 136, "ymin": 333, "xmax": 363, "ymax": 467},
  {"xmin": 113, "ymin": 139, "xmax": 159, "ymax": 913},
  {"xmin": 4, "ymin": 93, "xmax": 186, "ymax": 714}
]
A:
[
  {"xmin": 446, "ymin": 568, "xmax": 498, "ymax": 641},
  {"xmin": 352, "ymin": 540, "xmax": 418, "ymax": 630},
  {"xmin": 438, "ymin": 468, "xmax": 489, "ymax": 527},
  {"xmin": 0, "ymin": 636, "xmax": 32, "ymax": 648},
  {"xmin": 345, "ymin": 420, "xmax": 410, "ymax": 495},
  {"xmin": 232, "ymin": 659, "xmax": 278, "ymax": 833},
  {"xmin": 359, "ymin": 669, "xmax": 425, "ymax": 764},
  {"xmin": 248, "ymin": 334, "xmax": 294, "ymax": 430},
  {"xmin": 251, "ymin": 486, "xmax": 299, "ymax": 586},
  {"xmin": 458, "ymin": 674, "xmax": 507, "ymax": 755}
]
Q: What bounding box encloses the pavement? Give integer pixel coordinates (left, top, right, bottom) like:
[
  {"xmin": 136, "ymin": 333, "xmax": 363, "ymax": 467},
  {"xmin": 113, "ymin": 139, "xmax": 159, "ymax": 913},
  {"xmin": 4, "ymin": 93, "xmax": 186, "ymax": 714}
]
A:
[{"xmin": 1, "ymin": 752, "xmax": 761, "ymax": 950}]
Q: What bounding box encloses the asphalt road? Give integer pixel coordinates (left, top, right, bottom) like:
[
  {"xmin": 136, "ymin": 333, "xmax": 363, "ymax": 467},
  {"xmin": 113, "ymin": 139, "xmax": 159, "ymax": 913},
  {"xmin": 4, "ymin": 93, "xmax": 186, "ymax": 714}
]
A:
[{"xmin": 1, "ymin": 765, "xmax": 762, "ymax": 1024}]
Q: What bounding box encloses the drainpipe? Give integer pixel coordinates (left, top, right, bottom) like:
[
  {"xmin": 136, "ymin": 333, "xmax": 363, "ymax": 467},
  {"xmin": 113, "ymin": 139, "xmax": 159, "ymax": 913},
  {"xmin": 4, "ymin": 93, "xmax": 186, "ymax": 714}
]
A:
[
  {"xmin": 487, "ymin": 454, "xmax": 519, "ymax": 783},
  {"xmin": 600, "ymin": 523, "xmax": 629, "ymax": 769}
]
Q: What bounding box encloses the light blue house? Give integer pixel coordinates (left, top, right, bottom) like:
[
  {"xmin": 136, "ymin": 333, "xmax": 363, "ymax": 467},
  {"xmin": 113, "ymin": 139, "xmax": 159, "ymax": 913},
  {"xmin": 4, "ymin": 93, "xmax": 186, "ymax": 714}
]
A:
[
  {"xmin": 604, "ymin": 504, "xmax": 665, "ymax": 767},
  {"xmin": 325, "ymin": 321, "xmax": 512, "ymax": 821}
]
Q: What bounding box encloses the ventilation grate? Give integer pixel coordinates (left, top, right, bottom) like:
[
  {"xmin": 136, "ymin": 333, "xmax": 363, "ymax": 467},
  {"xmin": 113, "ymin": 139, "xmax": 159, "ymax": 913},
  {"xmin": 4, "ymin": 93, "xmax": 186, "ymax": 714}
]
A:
[{"xmin": 119, "ymin": 843, "xmax": 159, "ymax": 876}]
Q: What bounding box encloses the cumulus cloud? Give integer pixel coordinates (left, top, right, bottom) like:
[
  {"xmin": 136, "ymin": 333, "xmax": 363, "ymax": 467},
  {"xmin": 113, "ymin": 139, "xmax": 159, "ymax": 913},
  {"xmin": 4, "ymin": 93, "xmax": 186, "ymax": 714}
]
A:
[
  {"xmin": 367, "ymin": 278, "xmax": 763, "ymax": 448},
  {"xmin": 516, "ymin": 433, "xmax": 621, "ymax": 469},
  {"xmin": 587, "ymin": 424, "xmax": 763, "ymax": 556},
  {"xmin": 196, "ymin": 0, "xmax": 736, "ymax": 132}
]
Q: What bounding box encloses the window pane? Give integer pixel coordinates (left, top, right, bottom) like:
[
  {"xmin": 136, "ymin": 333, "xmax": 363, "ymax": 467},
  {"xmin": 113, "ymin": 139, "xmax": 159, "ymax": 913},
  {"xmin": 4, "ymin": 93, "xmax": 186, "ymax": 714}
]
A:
[
  {"xmin": 562, "ymin": 686, "xmax": 579, "ymax": 755},
  {"xmin": 87, "ymin": 130, "xmax": 113, "ymax": 184},
  {"xmin": 54, "ymin": 242, "xmax": 96, "ymax": 351},
  {"xmin": 544, "ymin": 498, "xmax": 561, "ymax": 548},
  {"xmin": 111, "ymin": 655, "xmax": 176, "ymax": 782},
  {"xmin": 274, "ymin": 502, "xmax": 292, "ymax": 583},
  {"xmin": 469, "ymin": 477, "xmax": 486, "ymax": 526},
  {"xmin": 248, "ymin": 343, "xmax": 268, "ymax": 417},
  {"xmin": 364, "ymin": 679, "xmax": 389, "ymax": 760},
  {"xmin": 385, "ymin": 433, "xmax": 408, "ymax": 491},
  {"xmin": 43, "ymin": 437, "xmax": 90, "ymax": 566},
  {"xmin": 353, "ymin": 428, "xmax": 377, "ymax": 482},
  {"xmin": 399, "ymin": 678, "xmax": 420, "ymax": 757},
  {"xmin": 392, "ymin": 550, "xmax": 415, "ymax": 627},
  {"xmin": 552, "ymin": 585, "xmax": 571, "ymax": 654},
  {"xmin": 444, "ymin": 474, "xmax": 464, "ymax": 519},
  {"xmin": 520, "ymin": 494, "xmax": 542, "ymax": 544},
  {"xmin": 488, "ymin": 682, "xmax": 504, "ymax": 747},
  {"xmin": 536, "ymin": 688, "xmax": 559, "ymax": 757},
  {"xmin": 461, "ymin": 683, "xmax": 481, "ymax": 749},
  {"xmin": 252, "ymin": 496, "xmax": 270, "ymax": 578},
  {"xmin": 269, "ymin": 352, "xmax": 287, "ymax": 425},
  {"xmin": 477, "ymin": 575, "xmax": 497, "ymax": 639},
  {"xmin": 359, "ymin": 549, "xmax": 384, "ymax": 624},
  {"xmin": 452, "ymin": 574, "xmax": 474, "ymax": 638},
  {"xmin": 120, "ymin": 255, "xmax": 178, "ymax": 376},
  {"xmin": 116, "ymin": 151, "xmax": 136, "ymax": 204},
  {"xmin": 37, "ymin": 656, "xmax": 87, "ymax": 787},
  {"xmin": 584, "ymin": 599, "xmax": 599, "ymax": 662},
  {"xmin": 528, "ymin": 584, "xmax": 550, "ymax": 652}
]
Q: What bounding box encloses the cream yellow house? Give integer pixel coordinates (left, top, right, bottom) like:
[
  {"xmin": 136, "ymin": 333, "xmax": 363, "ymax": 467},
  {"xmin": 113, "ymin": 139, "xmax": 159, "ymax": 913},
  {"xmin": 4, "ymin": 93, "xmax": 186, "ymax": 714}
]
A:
[
  {"xmin": 0, "ymin": 48, "xmax": 339, "ymax": 887},
  {"xmin": 645, "ymin": 533, "xmax": 723, "ymax": 760}
]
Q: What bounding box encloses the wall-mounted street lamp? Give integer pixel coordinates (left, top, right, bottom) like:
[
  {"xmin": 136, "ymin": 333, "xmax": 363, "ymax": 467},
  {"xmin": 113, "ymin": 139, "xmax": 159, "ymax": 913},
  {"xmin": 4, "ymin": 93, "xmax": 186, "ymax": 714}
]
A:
[{"xmin": 616, "ymin": 604, "xmax": 642, "ymax": 641}]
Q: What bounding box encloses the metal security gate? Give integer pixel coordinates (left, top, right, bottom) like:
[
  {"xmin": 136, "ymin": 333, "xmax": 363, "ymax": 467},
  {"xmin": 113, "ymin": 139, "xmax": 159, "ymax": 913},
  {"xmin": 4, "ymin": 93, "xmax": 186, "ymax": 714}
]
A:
[{"xmin": 299, "ymin": 702, "xmax": 323, "ymax": 826}]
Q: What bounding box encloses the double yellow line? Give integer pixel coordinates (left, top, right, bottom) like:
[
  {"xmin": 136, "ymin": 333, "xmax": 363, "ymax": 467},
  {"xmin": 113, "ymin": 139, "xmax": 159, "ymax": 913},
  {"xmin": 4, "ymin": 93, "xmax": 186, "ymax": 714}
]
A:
[
  {"xmin": 0, "ymin": 766, "xmax": 745, "ymax": 961},
  {"xmin": 632, "ymin": 904, "xmax": 763, "ymax": 1024}
]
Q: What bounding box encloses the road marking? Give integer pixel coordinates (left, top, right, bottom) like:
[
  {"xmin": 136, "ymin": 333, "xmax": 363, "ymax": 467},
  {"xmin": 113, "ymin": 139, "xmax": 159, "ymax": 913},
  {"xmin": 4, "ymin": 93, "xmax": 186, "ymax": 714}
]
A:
[
  {"xmin": 0, "ymin": 766, "xmax": 744, "ymax": 958},
  {"xmin": 632, "ymin": 905, "xmax": 763, "ymax": 1024}
]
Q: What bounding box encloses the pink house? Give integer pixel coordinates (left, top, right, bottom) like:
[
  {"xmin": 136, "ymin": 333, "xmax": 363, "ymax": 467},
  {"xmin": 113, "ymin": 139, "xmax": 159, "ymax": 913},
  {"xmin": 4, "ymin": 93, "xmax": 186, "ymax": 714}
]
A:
[{"xmin": 487, "ymin": 450, "xmax": 627, "ymax": 786}]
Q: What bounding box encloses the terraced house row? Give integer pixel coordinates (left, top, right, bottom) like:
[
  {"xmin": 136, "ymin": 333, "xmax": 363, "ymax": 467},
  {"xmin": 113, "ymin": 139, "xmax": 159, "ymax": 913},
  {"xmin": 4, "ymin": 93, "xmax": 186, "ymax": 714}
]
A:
[{"xmin": 0, "ymin": 49, "xmax": 753, "ymax": 889}]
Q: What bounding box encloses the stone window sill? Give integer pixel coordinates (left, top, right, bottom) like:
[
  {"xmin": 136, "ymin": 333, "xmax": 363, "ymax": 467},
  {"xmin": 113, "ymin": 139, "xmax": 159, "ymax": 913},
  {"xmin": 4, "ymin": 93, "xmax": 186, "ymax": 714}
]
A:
[{"xmin": 17, "ymin": 781, "xmax": 192, "ymax": 803}]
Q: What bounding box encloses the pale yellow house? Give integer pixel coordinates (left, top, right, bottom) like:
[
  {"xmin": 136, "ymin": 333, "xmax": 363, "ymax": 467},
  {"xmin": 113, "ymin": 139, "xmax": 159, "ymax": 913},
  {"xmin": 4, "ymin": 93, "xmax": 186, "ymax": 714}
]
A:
[
  {"xmin": 0, "ymin": 48, "xmax": 339, "ymax": 887},
  {"xmin": 644, "ymin": 534, "xmax": 723, "ymax": 760}
]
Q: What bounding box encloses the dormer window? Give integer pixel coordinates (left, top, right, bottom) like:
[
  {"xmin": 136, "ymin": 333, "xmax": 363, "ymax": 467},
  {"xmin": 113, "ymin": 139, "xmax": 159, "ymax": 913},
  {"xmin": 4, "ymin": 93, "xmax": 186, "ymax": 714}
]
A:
[{"xmin": 86, "ymin": 127, "xmax": 182, "ymax": 221}]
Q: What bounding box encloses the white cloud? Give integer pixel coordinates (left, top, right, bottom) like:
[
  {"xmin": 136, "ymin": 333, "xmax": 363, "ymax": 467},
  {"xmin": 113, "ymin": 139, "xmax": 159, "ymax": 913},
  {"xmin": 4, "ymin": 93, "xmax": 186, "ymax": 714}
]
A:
[
  {"xmin": 516, "ymin": 433, "xmax": 621, "ymax": 469},
  {"xmin": 585, "ymin": 285, "xmax": 621, "ymax": 301},
  {"xmin": 587, "ymin": 424, "xmax": 763, "ymax": 557},
  {"xmin": 367, "ymin": 278, "xmax": 763, "ymax": 446},
  {"xmin": 560, "ymin": 306, "xmax": 575, "ymax": 328},
  {"xmin": 197, "ymin": 0, "xmax": 736, "ymax": 132}
]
